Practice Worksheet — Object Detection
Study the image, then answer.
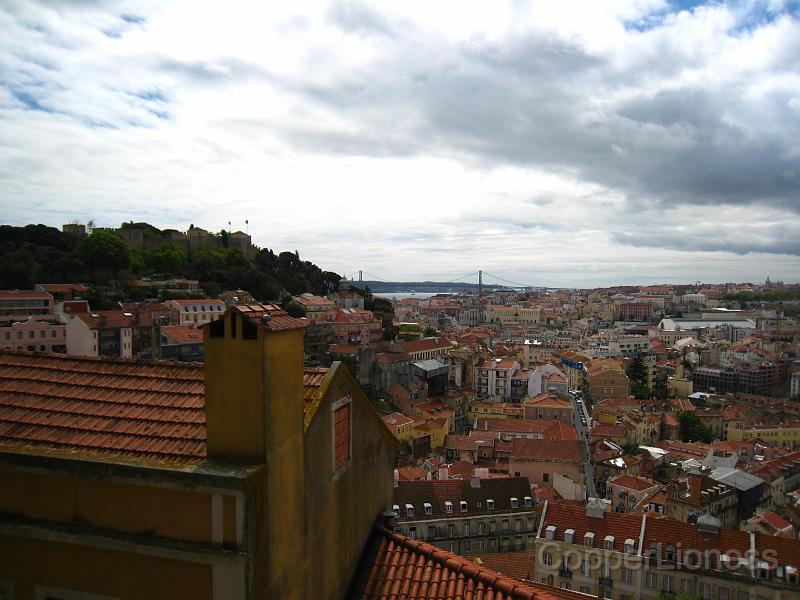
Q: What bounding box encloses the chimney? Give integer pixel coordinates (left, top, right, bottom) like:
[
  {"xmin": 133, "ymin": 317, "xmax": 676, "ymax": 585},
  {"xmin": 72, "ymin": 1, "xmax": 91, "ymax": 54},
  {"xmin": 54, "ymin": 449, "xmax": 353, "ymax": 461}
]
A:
[
  {"xmin": 381, "ymin": 510, "xmax": 398, "ymax": 531},
  {"xmin": 203, "ymin": 305, "xmax": 307, "ymax": 461},
  {"xmin": 586, "ymin": 497, "xmax": 610, "ymax": 518}
]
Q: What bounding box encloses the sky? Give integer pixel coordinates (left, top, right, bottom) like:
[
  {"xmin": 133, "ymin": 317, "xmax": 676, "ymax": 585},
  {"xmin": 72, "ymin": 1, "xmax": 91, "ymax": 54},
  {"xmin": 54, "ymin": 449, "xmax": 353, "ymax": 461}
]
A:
[{"xmin": 1, "ymin": 0, "xmax": 799, "ymax": 288}]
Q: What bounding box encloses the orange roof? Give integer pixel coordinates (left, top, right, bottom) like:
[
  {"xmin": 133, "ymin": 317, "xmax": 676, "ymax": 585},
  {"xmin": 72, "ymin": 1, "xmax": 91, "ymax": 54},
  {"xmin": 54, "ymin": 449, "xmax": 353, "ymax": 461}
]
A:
[
  {"xmin": 355, "ymin": 524, "xmax": 566, "ymax": 600},
  {"xmin": 0, "ymin": 290, "xmax": 52, "ymax": 300},
  {"xmin": 234, "ymin": 304, "xmax": 308, "ymax": 332},
  {"xmin": 510, "ymin": 439, "xmax": 584, "ymax": 462},
  {"xmin": 383, "ymin": 412, "xmax": 414, "ymax": 428},
  {"xmin": 166, "ymin": 298, "xmax": 225, "ymax": 305},
  {"xmin": 524, "ymin": 393, "xmax": 571, "ymax": 409},
  {"xmin": 400, "ymin": 337, "xmax": 452, "ymax": 354},
  {"xmin": 471, "ymin": 552, "xmax": 535, "ymax": 582},
  {"xmin": 608, "ymin": 475, "xmax": 659, "ymax": 491},
  {"xmin": 478, "ymin": 358, "xmax": 518, "ymax": 370},
  {"xmin": 160, "ymin": 325, "xmax": 203, "ymax": 344},
  {"xmin": 0, "ymin": 351, "xmax": 205, "ymax": 463}
]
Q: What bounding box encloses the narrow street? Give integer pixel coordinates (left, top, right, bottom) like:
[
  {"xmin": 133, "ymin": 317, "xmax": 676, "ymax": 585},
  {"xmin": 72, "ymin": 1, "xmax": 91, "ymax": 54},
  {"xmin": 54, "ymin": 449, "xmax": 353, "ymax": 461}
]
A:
[{"xmin": 570, "ymin": 392, "xmax": 597, "ymax": 499}]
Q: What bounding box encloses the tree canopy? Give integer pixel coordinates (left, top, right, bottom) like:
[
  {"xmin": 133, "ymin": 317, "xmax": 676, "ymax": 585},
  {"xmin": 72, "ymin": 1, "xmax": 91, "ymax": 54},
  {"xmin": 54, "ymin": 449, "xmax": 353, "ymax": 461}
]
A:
[{"xmin": 678, "ymin": 411, "xmax": 714, "ymax": 443}]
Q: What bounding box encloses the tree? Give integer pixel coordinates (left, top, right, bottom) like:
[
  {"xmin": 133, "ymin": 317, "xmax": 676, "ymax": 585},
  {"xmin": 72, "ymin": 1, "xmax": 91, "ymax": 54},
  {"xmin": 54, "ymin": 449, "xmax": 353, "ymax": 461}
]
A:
[
  {"xmin": 143, "ymin": 244, "xmax": 186, "ymax": 274},
  {"xmin": 283, "ymin": 300, "xmax": 306, "ymax": 318},
  {"xmin": 626, "ymin": 352, "xmax": 648, "ymax": 385},
  {"xmin": 78, "ymin": 230, "xmax": 132, "ymax": 280},
  {"xmin": 678, "ymin": 411, "xmax": 714, "ymax": 443}
]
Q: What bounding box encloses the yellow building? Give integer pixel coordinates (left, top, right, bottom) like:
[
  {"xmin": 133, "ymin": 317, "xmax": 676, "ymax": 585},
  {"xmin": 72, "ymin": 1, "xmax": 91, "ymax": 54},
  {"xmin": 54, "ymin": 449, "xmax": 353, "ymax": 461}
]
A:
[
  {"xmin": 0, "ymin": 304, "xmax": 396, "ymax": 600},
  {"xmin": 468, "ymin": 400, "xmax": 524, "ymax": 424},
  {"xmin": 727, "ymin": 422, "xmax": 800, "ymax": 447},
  {"xmin": 382, "ymin": 412, "xmax": 415, "ymax": 441},
  {"xmin": 412, "ymin": 417, "xmax": 449, "ymax": 449}
]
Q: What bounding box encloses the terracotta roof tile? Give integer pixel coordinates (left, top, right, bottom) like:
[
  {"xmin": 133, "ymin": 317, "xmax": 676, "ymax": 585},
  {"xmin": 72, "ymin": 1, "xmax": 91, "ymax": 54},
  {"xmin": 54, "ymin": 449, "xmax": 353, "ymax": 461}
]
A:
[
  {"xmin": 233, "ymin": 304, "xmax": 308, "ymax": 332},
  {"xmin": 510, "ymin": 439, "xmax": 584, "ymax": 463},
  {"xmin": 354, "ymin": 524, "xmax": 566, "ymax": 600},
  {"xmin": 160, "ymin": 325, "xmax": 203, "ymax": 344},
  {"xmin": 0, "ymin": 351, "xmax": 205, "ymax": 463},
  {"xmin": 470, "ymin": 552, "xmax": 535, "ymax": 581}
]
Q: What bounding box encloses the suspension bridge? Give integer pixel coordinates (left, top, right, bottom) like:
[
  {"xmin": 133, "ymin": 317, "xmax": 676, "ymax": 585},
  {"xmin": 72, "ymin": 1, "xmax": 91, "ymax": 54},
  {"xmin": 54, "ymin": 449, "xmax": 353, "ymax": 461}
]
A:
[{"xmin": 339, "ymin": 269, "xmax": 551, "ymax": 293}]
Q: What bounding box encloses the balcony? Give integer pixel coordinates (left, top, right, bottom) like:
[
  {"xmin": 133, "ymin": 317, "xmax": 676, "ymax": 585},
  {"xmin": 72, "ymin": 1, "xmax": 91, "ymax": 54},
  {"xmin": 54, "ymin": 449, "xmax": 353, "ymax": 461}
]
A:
[{"xmin": 598, "ymin": 577, "xmax": 613, "ymax": 587}]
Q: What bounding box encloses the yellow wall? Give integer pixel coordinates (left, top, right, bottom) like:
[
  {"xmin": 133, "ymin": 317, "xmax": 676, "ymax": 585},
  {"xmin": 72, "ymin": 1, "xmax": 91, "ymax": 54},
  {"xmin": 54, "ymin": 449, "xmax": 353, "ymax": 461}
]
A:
[
  {"xmin": 0, "ymin": 535, "xmax": 213, "ymax": 600},
  {"xmin": 0, "ymin": 469, "xmax": 214, "ymax": 543},
  {"xmin": 303, "ymin": 363, "xmax": 395, "ymax": 600}
]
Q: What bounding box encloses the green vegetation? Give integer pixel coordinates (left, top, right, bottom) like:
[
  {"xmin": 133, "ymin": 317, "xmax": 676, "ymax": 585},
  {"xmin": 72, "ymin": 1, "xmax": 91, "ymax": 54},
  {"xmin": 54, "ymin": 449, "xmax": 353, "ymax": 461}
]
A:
[
  {"xmin": 626, "ymin": 352, "xmax": 651, "ymax": 399},
  {"xmin": 677, "ymin": 411, "xmax": 714, "ymax": 443},
  {"xmin": 0, "ymin": 223, "xmax": 340, "ymax": 303},
  {"xmin": 725, "ymin": 290, "xmax": 800, "ymax": 302}
]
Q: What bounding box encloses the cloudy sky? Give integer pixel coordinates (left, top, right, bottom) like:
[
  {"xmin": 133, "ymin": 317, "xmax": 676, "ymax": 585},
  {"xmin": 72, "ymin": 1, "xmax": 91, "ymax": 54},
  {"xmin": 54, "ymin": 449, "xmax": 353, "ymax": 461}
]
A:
[{"xmin": 1, "ymin": 0, "xmax": 799, "ymax": 287}]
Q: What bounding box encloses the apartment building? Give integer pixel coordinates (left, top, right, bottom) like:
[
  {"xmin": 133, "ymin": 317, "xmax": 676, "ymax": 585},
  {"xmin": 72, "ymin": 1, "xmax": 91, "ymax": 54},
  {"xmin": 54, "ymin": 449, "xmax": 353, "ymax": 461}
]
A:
[
  {"xmin": 0, "ymin": 314, "xmax": 67, "ymax": 353},
  {"xmin": 524, "ymin": 392, "xmax": 574, "ymax": 424},
  {"xmin": 534, "ymin": 500, "xmax": 799, "ymax": 600},
  {"xmin": 727, "ymin": 423, "xmax": 800, "ymax": 449},
  {"xmin": 164, "ymin": 298, "xmax": 225, "ymax": 326},
  {"xmin": 392, "ymin": 478, "xmax": 538, "ymax": 556},
  {"xmin": 664, "ymin": 474, "xmax": 739, "ymax": 529},
  {"xmin": 0, "ymin": 289, "xmax": 53, "ymax": 317},
  {"xmin": 475, "ymin": 358, "xmax": 520, "ymax": 399}
]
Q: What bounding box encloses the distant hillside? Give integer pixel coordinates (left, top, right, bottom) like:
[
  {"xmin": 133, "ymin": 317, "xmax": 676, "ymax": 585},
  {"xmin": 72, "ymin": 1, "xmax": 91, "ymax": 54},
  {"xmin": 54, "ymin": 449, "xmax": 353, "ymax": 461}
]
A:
[{"xmin": 0, "ymin": 223, "xmax": 341, "ymax": 306}]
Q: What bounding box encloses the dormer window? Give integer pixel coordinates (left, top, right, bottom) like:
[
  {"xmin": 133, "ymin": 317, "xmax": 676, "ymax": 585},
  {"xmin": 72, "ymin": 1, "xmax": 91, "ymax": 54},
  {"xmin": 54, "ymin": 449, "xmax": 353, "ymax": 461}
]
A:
[
  {"xmin": 424, "ymin": 502, "xmax": 432, "ymax": 516},
  {"xmin": 524, "ymin": 496, "xmax": 533, "ymax": 508},
  {"xmin": 624, "ymin": 538, "xmax": 635, "ymax": 554},
  {"xmin": 445, "ymin": 501, "xmax": 453, "ymax": 513},
  {"xmin": 460, "ymin": 500, "xmax": 468, "ymax": 512},
  {"xmin": 584, "ymin": 532, "xmax": 595, "ymax": 547},
  {"xmin": 405, "ymin": 503, "xmax": 414, "ymax": 517},
  {"xmin": 487, "ymin": 499, "xmax": 495, "ymax": 510},
  {"xmin": 392, "ymin": 504, "xmax": 400, "ymax": 513},
  {"xmin": 511, "ymin": 497, "xmax": 519, "ymax": 509},
  {"xmin": 604, "ymin": 535, "xmax": 614, "ymax": 550},
  {"xmin": 564, "ymin": 529, "xmax": 575, "ymax": 544},
  {"xmin": 545, "ymin": 525, "xmax": 556, "ymax": 540}
]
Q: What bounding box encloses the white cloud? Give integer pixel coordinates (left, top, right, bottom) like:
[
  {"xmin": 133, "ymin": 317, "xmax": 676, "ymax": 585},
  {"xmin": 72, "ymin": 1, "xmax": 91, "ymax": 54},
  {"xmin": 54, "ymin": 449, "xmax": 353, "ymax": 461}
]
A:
[{"xmin": 0, "ymin": 0, "xmax": 799, "ymax": 287}]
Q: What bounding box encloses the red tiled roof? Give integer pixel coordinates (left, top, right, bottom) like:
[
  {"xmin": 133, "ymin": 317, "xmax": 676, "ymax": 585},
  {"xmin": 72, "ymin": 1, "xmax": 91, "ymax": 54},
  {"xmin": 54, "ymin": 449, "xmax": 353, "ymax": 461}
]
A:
[
  {"xmin": 477, "ymin": 358, "xmax": 518, "ymax": 370},
  {"xmin": 35, "ymin": 283, "xmax": 87, "ymax": 293},
  {"xmin": 384, "ymin": 413, "xmax": 415, "ymax": 428},
  {"xmin": 524, "ymin": 393, "xmax": 571, "ymax": 409},
  {"xmin": 608, "ymin": 475, "xmax": 659, "ymax": 491},
  {"xmin": 160, "ymin": 325, "xmax": 203, "ymax": 344},
  {"xmin": 470, "ymin": 552, "xmax": 535, "ymax": 581},
  {"xmin": 166, "ymin": 298, "xmax": 225, "ymax": 305},
  {"xmin": 0, "ymin": 290, "xmax": 52, "ymax": 300},
  {"xmin": 355, "ymin": 524, "xmax": 565, "ymax": 600},
  {"xmin": 541, "ymin": 502, "xmax": 644, "ymax": 553},
  {"xmin": 0, "ymin": 351, "xmax": 205, "ymax": 463},
  {"xmin": 510, "ymin": 439, "xmax": 584, "ymax": 463},
  {"xmin": 473, "ymin": 419, "xmax": 577, "ymax": 441},
  {"xmin": 397, "ymin": 465, "xmax": 426, "ymax": 481},
  {"xmin": 233, "ymin": 304, "xmax": 308, "ymax": 332}
]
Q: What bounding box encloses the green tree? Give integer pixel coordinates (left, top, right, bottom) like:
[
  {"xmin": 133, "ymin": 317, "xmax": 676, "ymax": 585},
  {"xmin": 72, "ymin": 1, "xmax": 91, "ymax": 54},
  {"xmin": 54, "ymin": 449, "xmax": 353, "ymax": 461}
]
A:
[
  {"xmin": 626, "ymin": 352, "xmax": 648, "ymax": 385},
  {"xmin": 423, "ymin": 326, "xmax": 438, "ymax": 337},
  {"xmin": 678, "ymin": 411, "xmax": 714, "ymax": 443},
  {"xmin": 78, "ymin": 230, "xmax": 132, "ymax": 280},
  {"xmin": 143, "ymin": 244, "xmax": 186, "ymax": 274}
]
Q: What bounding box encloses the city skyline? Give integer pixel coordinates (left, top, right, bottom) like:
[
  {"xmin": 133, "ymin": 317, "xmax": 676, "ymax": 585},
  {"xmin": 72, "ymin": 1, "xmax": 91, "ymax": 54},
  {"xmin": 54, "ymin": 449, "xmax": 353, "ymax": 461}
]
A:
[{"xmin": 2, "ymin": 1, "xmax": 800, "ymax": 287}]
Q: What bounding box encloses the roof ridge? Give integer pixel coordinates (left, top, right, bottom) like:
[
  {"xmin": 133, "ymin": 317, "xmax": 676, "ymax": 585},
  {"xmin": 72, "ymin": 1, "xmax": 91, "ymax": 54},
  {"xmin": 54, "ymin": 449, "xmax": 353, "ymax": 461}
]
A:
[{"xmin": 0, "ymin": 350, "xmax": 205, "ymax": 373}]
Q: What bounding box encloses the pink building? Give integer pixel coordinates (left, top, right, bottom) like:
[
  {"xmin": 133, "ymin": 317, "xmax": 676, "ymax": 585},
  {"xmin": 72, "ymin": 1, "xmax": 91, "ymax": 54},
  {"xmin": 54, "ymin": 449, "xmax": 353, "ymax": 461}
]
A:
[
  {"xmin": 0, "ymin": 315, "xmax": 67, "ymax": 353},
  {"xmin": 323, "ymin": 307, "xmax": 382, "ymax": 349},
  {"xmin": 0, "ymin": 290, "xmax": 53, "ymax": 317}
]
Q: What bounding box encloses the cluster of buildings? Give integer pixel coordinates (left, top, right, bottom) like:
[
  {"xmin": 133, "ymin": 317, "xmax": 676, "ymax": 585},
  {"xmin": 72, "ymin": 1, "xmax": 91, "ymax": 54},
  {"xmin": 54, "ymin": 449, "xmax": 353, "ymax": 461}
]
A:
[{"xmin": 1, "ymin": 276, "xmax": 799, "ymax": 599}]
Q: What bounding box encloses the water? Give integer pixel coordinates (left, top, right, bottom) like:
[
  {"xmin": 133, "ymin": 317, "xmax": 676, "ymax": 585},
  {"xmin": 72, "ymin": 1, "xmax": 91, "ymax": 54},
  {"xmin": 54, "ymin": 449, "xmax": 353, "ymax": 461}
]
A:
[{"xmin": 374, "ymin": 292, "xmax": 444, "ymax": 300}]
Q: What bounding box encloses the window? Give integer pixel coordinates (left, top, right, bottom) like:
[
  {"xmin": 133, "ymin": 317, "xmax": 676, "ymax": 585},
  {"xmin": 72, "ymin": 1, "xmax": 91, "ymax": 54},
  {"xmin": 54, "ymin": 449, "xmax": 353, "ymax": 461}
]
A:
[
  {"xmin": 28, "ymin": 331, "xmax": 34, "ymax": 339},
  {"xmin": 445, "ymin": 501, "xmax": 453, "ymax": 513},
  {"xmin": 580, "ymin": 587, "xmax": 591, "ymax": 595},
  {"xmin": 699, "ymin": 583, "xmax": 712, "ymax": 600},
  {"xmin": 718, "ymin": 588, "xmax": 729, "ymax": 600},
  {"xmin": 524, "ymin": 496, "xmax": 533, "ymax": 507},
  {"xmin": 736, "ymin": 592, "xmax": 749, "ymax": 600},
  {"xmin": 333, "ymin": 399, "xmax": 351, "ymax": 474},
  {"xmin": 622, "ymin": 567, "xmax": 632, "ymax": 583},
  {"xmin": 427, "ymin": 525, "xmax": 437, "ymax": 539},
  {"xmin": 681, "ymin": 579, "xmax": 694, "ymax": 595},
  {"xmin": 604, "ymin": 536, "xmax": 614, "ymax": 550},
  {"xmin": 424, "ymin": 502, "xmax": 432, "ymax": 516},
  {"xmin": 460, "ymin": 500, "xmax": 468, "ymax": 512},
  {"xmin": 584, "ymin": 532, "xmax": 595, "ymax": 547},
  {"xmin": 603, "ymin": 590, "xmax": 612, "ymax": 599},
  {"xmin": 39, "ymin": 330, "xmax": 45, "ymax": 338},
  {"xmin": 487, "ymin": 499, "xmax": 495, "ymax": 510},
  {"xmin": 543, "ymin": 473, "xmax": 549, "ymax": 483},
  {"xmin": 646, "ymin": 573, "xmax": 657, "ymax": 589},
  {"xmin": 663, "ymin": 575, "xmax": 674, "ymax": 593},
  {"xmin": 601, "ymin": 563, "xmax": 612, "ymax": 578},
  {"xmin": 581, "ymin": 559, "xmax": 591, "ymax": 576},
  {"xmin": 15, "ymin": 332, "xmax": 21, "ymax": 340},
  {"xmin": 405, "ymin": 504, "xmax": 414, "ymax": 517},
  {"xmin": 478, "ymin": 521, "xmax": 485, "ymax": 534},
  {"xmin": 409, "ymin": 526, "xmax": 416, "ymax": 540},
  {"xmin": 543, "ymin": 552, "xmax": 553, "ymax": 566}
]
